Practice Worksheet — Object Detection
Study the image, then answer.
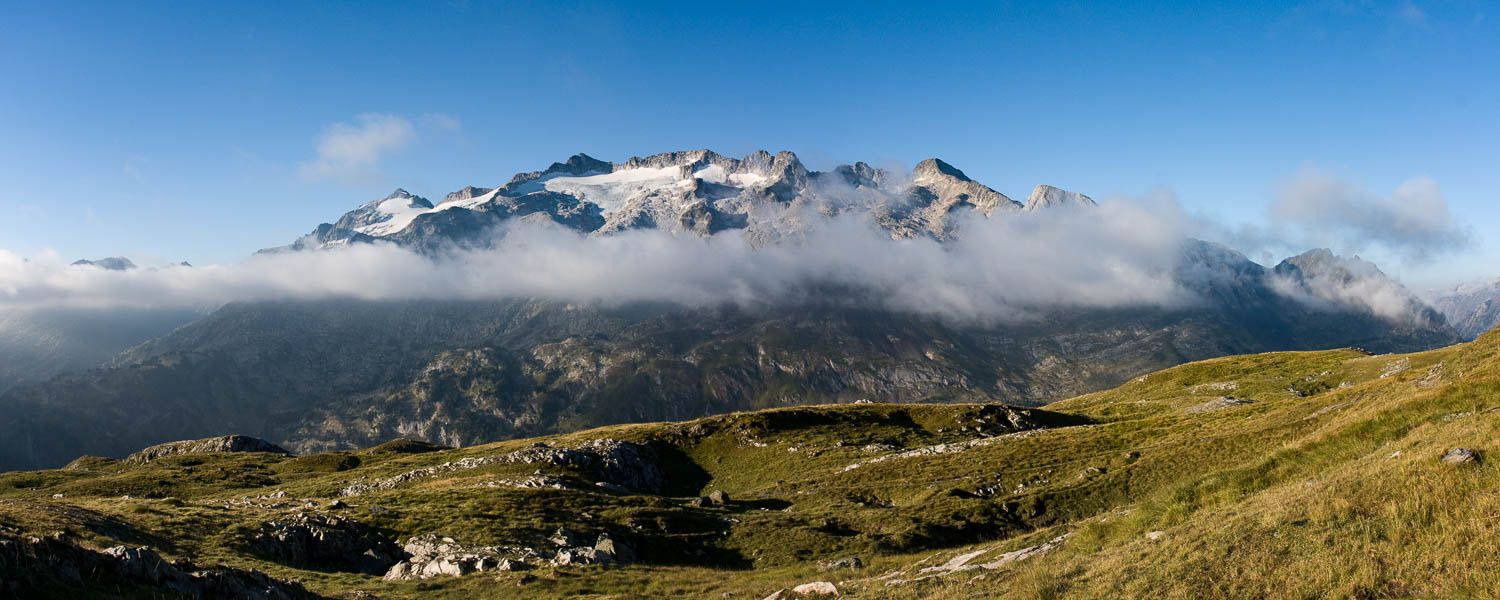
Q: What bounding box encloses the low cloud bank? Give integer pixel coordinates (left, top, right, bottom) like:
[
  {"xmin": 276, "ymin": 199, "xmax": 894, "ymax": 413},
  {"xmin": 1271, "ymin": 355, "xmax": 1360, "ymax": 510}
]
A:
[
  {"xmin": 4, "ymin": 165, "xmax": 1466, "ymax": 326},
  {"xmin": 0, "ymin": 200, "xmax": 1194, "ymax": 323}
]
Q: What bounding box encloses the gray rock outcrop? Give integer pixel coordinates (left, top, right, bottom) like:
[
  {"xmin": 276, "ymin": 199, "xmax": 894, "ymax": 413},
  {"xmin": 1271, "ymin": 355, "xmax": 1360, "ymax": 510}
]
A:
[
  {"xmin": 249, "ymin": 513, "xmax": 398, "ymax": 575},
  {"xmin": 382, "ymin": 531, "xmax": 637, "ymax": 581}
]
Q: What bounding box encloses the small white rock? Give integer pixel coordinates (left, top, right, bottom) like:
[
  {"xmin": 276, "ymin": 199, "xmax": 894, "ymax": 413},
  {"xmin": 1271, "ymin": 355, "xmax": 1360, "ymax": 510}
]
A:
[{"xmin": 792, "ymin": 581, "xmax": 837, "ymax": 596}]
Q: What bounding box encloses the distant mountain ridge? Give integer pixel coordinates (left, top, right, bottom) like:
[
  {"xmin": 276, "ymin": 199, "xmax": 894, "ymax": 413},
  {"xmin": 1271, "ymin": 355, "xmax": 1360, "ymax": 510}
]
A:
[{"xmin": 70, "ymin": 256, "xmax": 137, "ymax": 271}]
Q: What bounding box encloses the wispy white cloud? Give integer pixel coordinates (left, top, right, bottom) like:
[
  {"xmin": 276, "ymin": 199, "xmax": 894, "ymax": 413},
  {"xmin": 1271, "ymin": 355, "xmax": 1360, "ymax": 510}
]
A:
[
  {"xmin": 1268, "ymin": 167, "xmax": 1469, "ymax": 261},
  {"xmin": 1396, "ymin": 2, "xmax": 1428, "ymax": 26},
  {"xmin": 418, "ymin": 113, "xmax": 462, "ymax": 132},
  {"xmin": 297, "ymin": 113, "xmax": 419, "ymax": 183}
]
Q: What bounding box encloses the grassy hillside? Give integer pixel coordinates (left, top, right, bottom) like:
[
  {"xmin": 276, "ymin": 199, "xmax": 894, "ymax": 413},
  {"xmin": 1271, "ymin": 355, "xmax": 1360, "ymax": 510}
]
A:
[{"xmin": 1, "ymin": 328, "xmax": 1495, "ymax": 599}]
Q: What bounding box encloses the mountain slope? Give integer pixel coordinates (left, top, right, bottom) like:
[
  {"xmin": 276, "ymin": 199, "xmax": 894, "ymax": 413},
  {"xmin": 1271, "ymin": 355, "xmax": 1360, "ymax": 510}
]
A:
[
  {"xmin": 0, "ymin": 307, "xmax": 201, "ymax": 394},
  {"xmin": 1433, "ymin": 276, "xmax": 1500, "ymax": 340},
  {"xmin": 0, "ymin": 324, "xmax": 1491, "ymax": 598},
  {"xmin": 0, "ymin": 241, "xmax": 1458, "ymax": 471}
]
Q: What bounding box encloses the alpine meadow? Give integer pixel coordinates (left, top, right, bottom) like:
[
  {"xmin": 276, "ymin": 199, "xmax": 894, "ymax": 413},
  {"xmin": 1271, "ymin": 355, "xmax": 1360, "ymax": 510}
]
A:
[{"xmin": 2, "ymin": 3, "xmax": 1498, "ymax": 599}]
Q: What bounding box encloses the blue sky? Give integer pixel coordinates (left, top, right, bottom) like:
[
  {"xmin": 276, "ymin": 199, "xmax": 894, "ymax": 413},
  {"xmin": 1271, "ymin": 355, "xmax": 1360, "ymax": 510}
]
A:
[{"xmin": 1, "ymin": 1, "xmax": 1495, "ymax": 287}]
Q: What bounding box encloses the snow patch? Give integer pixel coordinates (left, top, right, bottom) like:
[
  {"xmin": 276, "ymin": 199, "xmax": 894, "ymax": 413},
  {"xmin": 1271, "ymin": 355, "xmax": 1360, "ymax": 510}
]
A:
[
  {"xmin": 693, "ymin": 164, "xmax": 728, "ymax": 184},
  {"xmin": 729, "ymin": 172, "xmax": 768, "ymax": 187},
  {"xmin": 536, "ymin": 167, "xmax": 685, "ymax": 214},
  {"xmin": 356, "ymin": 197, "xmax": 435, "ymax": 237},
  {"xmin": 438, "ymin": 188, "xmax": 502, "ymax": 212}
]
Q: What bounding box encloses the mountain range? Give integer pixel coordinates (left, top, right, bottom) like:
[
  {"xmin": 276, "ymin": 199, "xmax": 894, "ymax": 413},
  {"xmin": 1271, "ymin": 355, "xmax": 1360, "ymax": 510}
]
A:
[
  {"xmin": 270, "ymin": 150, "xmax": 1095, "ymax": 252},
  {"xmin": 0, "ymin": 149, "xmax": 1477, "ymax": 471}
]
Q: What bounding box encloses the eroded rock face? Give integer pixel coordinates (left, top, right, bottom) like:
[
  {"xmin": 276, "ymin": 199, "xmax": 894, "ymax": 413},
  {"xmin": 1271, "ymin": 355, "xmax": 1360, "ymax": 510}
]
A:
[
  {"xmin": 249, "ymin": 514, "xmax": 398, "ymax": 575},
  {"xmin": 0, "ymin": 533, "xmax": 317, "ymax": 599},
  {"xmin": 126, "ymin": 435, "xmax": 290, "ymax": 464}
]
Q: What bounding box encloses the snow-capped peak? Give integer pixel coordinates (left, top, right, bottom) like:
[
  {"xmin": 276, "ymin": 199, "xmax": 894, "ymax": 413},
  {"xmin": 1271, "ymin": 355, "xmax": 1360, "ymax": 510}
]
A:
[{"xmin": 334, "ymin": 189, "xmax": 435, "ymax": 237}]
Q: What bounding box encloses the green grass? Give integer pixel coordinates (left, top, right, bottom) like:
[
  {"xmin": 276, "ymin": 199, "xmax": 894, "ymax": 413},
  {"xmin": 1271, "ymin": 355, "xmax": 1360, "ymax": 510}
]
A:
[{"xmin": 3, "ymin": 330, "xmax": 1498, "ymax": 598}]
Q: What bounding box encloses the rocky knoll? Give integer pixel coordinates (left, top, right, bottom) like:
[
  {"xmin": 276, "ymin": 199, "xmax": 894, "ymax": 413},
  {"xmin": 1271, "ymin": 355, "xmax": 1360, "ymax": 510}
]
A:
[
  {"xmin": 0, "ymin": 531, "xmax": 319, "ymax": 599},
  {"xmin": 127, "ymin": 435, "xmax": 290, "ymax": 464},
  {"xmin": 339, "ymin": 438, "xmax": 663, "ymax": 496}
]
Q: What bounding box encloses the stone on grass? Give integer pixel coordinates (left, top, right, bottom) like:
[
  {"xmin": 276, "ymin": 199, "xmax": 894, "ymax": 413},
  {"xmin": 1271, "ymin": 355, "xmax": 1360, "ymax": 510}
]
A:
[
  {"xmin": 817, "ymin": 556, "xmax": 862, "ymax": 570},
  {"xmin": 792, "ymin": 581, "xmax": 838, "ymax": 596},
  {"xmin": 1442, "ymin": 448, "xmax": 1479, "ymax": 465}
]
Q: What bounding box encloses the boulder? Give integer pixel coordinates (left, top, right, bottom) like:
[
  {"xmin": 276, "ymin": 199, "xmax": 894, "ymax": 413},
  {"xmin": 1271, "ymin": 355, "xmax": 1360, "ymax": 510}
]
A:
[
  {"xmin": 709, "ymin": 490, "xmax": 731, "ymax": 505},
  {"xmin": 792, "ymin": 581, "xmax": 838, "ymax": 596},
  {"xmin": 817, "ymin": 556, "xmax": 862, "ymax": 570},
  {"xmin": 496, "ymin": 558, "xmax": 529, "ymax": 571},
  {"xmin": 550, "ymin": 527, "xmax": 579, "ymax": 547},
  {"xmin": 552, "ymin": 547, "xmax": 612, "ymax": 566},
  {"xmin": 594, "ymin": 533, "xmax": 636, "ymax": 564},
  {"xmin": 1442, "ymin": 448, "xmax": 1479, "ymax": 465}
]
